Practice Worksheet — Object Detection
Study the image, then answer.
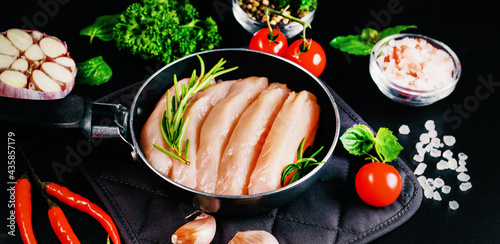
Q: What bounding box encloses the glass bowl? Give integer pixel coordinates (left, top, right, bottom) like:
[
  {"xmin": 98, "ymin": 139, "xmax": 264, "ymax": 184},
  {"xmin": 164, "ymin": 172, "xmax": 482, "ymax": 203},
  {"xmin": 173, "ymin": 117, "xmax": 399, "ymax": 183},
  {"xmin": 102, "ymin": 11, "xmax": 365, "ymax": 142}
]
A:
[
  {"xmin": 232, "ymin": 0, "xmax": 316, "ymax": 39},
  {"xmin": 369, "ymin": 33, "xmax": 461, "ymax": 106}
]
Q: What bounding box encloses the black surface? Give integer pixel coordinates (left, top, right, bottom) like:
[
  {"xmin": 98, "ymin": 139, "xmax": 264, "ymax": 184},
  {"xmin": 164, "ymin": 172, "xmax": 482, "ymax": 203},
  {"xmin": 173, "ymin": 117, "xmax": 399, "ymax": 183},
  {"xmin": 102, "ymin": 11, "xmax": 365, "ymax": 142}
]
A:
[{"xmin": 1, "ymin": 0, "xmax": 499, "ymax": 243}]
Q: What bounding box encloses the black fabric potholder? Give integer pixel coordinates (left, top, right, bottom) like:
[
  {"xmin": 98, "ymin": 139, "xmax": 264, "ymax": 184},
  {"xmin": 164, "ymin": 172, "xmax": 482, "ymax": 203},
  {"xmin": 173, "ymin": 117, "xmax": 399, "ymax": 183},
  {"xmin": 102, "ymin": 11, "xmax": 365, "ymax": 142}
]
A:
[{"xmin": 81, "ymin": 81, "xmax": 422, "ymax": 244}]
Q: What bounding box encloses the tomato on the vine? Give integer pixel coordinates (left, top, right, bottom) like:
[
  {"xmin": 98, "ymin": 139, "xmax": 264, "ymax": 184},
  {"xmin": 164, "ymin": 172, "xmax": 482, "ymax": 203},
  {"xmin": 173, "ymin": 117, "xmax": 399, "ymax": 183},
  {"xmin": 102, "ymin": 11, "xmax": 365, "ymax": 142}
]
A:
[
  {"xmin": 285, "ymin": 39, "xmax": 326, "ymax": 77},
  {"xmin": 249, "ymin": 28, "xmax": 288, "ymax": 57},
  {"xmin": 355, "ymin": 162, "xmax": 402, "ymax": 207}
]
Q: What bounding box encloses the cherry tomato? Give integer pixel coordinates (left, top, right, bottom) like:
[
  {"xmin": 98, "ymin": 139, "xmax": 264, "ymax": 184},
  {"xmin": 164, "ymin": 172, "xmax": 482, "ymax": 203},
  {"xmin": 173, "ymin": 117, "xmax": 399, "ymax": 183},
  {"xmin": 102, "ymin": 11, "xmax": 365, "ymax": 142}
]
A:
[
  {"xmin": 355, "ymin": 162, "xmax": 402, "ymax": 207},
  {"xmin": 285, "ymin": 39, "xmax": 326, "ymax": 77},
  {"xmin": 249, "ymin": 28, "xmax": 288, "ymax": 57}
]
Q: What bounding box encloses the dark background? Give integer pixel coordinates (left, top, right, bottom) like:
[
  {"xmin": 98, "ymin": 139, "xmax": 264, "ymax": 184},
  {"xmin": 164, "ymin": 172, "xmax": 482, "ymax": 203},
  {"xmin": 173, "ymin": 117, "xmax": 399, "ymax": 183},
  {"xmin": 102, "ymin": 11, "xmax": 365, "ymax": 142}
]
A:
[{"xmin": 1, "ymin": 0, "xmax": 499, "ymax": 243}]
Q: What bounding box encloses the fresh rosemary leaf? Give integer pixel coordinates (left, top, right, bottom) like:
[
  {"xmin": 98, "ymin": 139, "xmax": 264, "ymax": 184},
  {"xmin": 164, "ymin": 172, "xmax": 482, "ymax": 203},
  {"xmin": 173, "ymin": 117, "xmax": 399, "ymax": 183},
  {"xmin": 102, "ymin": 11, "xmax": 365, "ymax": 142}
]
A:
[
  {"xmin": 154, "ymin": 56, "xmax": 238, "ymax": 164},
  {"xmin": 281, "ymin": 137, "xmax": 326, "ymax": 186}
]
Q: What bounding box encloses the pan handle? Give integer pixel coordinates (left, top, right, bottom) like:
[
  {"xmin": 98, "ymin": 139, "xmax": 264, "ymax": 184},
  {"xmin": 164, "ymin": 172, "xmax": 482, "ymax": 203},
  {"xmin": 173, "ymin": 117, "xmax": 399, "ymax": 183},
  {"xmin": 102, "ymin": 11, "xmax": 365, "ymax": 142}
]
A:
[
  {"xmin": 0, "ymin": 95, "xmax": 130, "ymax": 142},
  {"xmin": 0, "ymin": 95, "xmax": 92, "ymax": 138}
]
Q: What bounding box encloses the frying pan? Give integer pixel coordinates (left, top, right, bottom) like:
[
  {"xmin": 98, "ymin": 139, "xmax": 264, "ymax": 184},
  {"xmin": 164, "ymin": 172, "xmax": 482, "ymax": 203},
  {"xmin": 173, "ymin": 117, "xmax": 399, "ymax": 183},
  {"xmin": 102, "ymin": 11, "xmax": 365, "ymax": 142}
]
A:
[{"xmin": 1, "ymin": 48, "xmax": 340, "ymax": 214}]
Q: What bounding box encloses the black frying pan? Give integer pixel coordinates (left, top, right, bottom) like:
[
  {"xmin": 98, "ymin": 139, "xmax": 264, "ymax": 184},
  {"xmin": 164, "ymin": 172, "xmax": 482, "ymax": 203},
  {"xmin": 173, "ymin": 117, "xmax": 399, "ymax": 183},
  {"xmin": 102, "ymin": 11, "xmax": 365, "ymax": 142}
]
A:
[{"xmin": 1, "ymin": 48, "xmax": 340, "ymax": 214}]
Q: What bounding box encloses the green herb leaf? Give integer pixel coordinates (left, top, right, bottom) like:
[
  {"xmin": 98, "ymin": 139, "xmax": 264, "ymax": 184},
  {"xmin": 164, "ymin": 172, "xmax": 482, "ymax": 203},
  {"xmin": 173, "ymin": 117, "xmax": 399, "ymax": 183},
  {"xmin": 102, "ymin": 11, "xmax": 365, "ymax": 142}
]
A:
[
  {"xmin": 379, "ymin": 25, "xmax": 418, "ymax": 39},
  {"xmin": 80, "ymin": 14, "xmax": 119, "ymax": 43},
  {"xmin": 339, "ymin": 125, "xmax": 375, "ymax": 156},
  {"xmin": 340, "ymin": 125, "xmax": 403, "ymax": 163},
  {"xmin": 75, "ymin": 56, "xmax": 112, "ymax": 86},
  {"xmin": 281, "ymin": 137, "xmax": 325, "ymax": 187},
  {"xmin": 374, "ymin": 127, "xmax": 403, "ymax": 163},
  {"xmin": 155, "ymin": 56, "xmax": 237, "ymax": 163},
  {"xmin": 330, "ymin": 25, "xmax": 417, "ymax": 56}
]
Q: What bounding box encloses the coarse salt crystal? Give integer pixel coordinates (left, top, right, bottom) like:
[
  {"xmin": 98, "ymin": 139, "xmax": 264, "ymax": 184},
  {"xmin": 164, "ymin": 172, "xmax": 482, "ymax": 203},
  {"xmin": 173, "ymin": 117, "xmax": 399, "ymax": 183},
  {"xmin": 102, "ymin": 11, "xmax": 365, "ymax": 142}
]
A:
[
  {"xmin": 459, "ymin": 182, "xmax": 472, "ymax": 191},
  {"xmin": 433, "ymin": 178, "xmax": 445, "ymax": 188},
  {"xmin": 457, "ymin": 172, "xmax": 470, "ymax": 182},
  {"xmin": 430, "ymin": 148, "xmax": 442, "ymax": 158},
  {"xmin": 424, "ymin": 188, "xmax": 434, "ymax": 199},
  {"xmin": 436, "ymin": 160, "xmax": 449, "ymax": 170},
  {"xmin": 399, "ymin": 124, "xmax": 410, "ymax": 135},
  {"xmin": 443, "ymin": 135, "xmax": 456, "ymax": 146},
  {"xmin": 377, "ymin": 37, "xmax": 455, "ymax": 90},
  {"xmin": 441, "ymin": 185, "xmax": 451, "ymax": 194},
  {"xmin": 413, "ymin": 153, "xmax": 425, "ymax": 163},
  {"xmin": 458, "ymin": 159, "xmax": 467, "ymax": 166},
  {"xmin": 442, "ymin": 149, "xmax": 453, "ymax": 159},
  {"xmin": 417, "ymin": 175, "xmax": 427, "ymax": 187},
  {"xmin": 458, "ymin": 152, "xmax": 468, "ymax": 160},
  {"xmin": 419, "ymin": 133, "xmax": 430, "ymax": 144},
  {"xmin": 433, "ymin": 191, "xmax": 442, "ymax": 201},
  {"xmin": 414, "ymin": 163, "xmax": 427, "ymax": 175},
  {"xmin": 427, "ymin": 129, "xmax": 438, "ymax": 138},
  {"xmin": 456, "ymin": 165, "xmax": 468, "ymax": 173},
  {"xmin": 449, "ymin": 200, "xmax": 459, "ymax": 210},
  {"xmin": 448, "ymin": 158, "xmax": 458, "ymax": 170},
  {"xmin": 424, "ymin": 120, "xmax": 435, "ymax": 130},
  {"xmin": 430, "ymin": 137, "xmax": 441, "ymax": 148}
]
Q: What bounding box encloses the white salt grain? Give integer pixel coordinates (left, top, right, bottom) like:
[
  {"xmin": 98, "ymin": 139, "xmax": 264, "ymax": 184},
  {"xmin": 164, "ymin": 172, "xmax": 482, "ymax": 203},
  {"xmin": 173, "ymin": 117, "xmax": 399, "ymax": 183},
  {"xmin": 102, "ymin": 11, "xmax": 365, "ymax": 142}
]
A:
[
  {"xmin": 449, "ymin": 200, "xmax": 459, "ymax": 210},
  {"xmin": 448, "ymin": 158, "xmax": 458, "ymax": 170},
  {"xmin": 458, "ymin": 159, "xmax": 467, "ymax": 166},
  {"xmin": 424, "ymin": 120, "xmax": 436, "ymax": 130},
  {"xmin": 459, "ymin": 182, "xmax": 472, "ymax": 191},
  {"xmin": 430, "ymin": 137, "xmax": 441, "ymax": 148},
  {"xmin": 424, "ymin": 188, "xmax": 434, "ymax": 199},
  {"xmin": 457, "ymin": 172, "xmax": 470, "ymax": 182},
  {"xmin": 456, "ymin": 165, "xmax": 468, "ymax": 173},
  {"xmin": 419, "ymin": 133, "xmax": 431, "ymax": 144},
  {"xmin": 442, "ymin": 149, "xmax": 453, "ymax": 159},
  {"xmin": 427, "ymin": 129, "xmax": 438, "ymax": 138},
  {"xmin": 458, "ymin": 152, "xmax": 468, "ymax": 160},
  {"xmin": 433, "ymin": 178, "xmax": 445, "ymax": 188},
  {"xmin": 413, "ymin": 153, "xmax": 425, "ymax": 162},
  {"xmin": 436, "ymin": 160, "xmax": 449, "ymax": 170},
  {"xmin": 443, "ymin": 135, "xmax": 456, "ymax": 146},
  {"xmin": 442, "ymin": 185, "xmax": 451, "ymax": 194},
  {"xmin": 433, "ymin": 191, "xmax": 442, "ymax": 201},
  {"xmin": 430, "ymin": 148, "xmax": 442, "ymax": 158},
  {"xmin": 399, "ymin": 124, "xmax": 410, "ymax": 135},
  {"xmin": 417, "ymin": 175, "xmax": 427, "ymax": 187},
  {"xmin": 414, "ymin": 163, "xmax": 427, "ymax": 175}
]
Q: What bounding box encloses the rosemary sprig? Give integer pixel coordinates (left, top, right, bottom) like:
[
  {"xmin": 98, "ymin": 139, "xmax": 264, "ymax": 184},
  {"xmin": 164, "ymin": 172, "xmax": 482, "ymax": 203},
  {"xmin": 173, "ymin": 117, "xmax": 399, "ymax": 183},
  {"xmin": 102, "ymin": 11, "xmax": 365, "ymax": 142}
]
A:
[
  {"xmin": 281, "ymin": 137, "xmax": 325, "ymax": 186},
  {"xmin": 153, "ymin": 55, "xmax": 238, "ymax": 164}
]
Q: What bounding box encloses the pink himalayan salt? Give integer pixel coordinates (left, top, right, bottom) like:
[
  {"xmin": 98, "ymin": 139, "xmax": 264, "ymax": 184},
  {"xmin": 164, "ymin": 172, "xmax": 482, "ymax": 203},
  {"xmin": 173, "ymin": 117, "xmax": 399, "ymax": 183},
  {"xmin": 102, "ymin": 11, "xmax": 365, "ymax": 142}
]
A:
[{"xmin": 377, "ymin": 37, "xmax": 454, "ymax": 90}]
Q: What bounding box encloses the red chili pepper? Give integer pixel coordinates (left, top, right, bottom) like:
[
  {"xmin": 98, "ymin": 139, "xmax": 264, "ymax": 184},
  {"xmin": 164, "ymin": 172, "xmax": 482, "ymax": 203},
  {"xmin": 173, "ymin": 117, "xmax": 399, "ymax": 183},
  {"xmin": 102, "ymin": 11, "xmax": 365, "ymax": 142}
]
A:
[
  {"xmin": 14, "ymin": 174, "xmax": 37, "ymax": 244},
  {"xmin": 43, "ymin": 182, "xmax": 121, "ymax": 244},
  {"xmin": 47, "ymin": 201, "xmax": 81, "ymax": 244}
]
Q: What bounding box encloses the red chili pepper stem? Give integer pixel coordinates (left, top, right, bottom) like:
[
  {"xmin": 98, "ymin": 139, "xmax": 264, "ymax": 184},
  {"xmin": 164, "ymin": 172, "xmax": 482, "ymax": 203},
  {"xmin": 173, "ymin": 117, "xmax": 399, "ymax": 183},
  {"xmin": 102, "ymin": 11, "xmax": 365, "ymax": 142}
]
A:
[
  {"xmin": 43, "ymin": 181, "xmax": 121, "ymax": 244},
  {"xmin": 22, "ymin": 149, "xmax": 80, "ymax": 244},
  {"xmin": 24, "ymin": 151, "xmax": 120, "ymax": 244}
]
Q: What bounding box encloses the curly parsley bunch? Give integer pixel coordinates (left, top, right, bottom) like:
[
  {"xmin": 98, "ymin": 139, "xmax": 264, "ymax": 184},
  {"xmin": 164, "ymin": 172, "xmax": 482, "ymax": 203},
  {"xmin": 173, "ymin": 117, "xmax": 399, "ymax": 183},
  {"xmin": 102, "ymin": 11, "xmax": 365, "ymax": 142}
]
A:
[{"xmin": 81, "ymin": 0, "xmax": 222, "ymax": 64}]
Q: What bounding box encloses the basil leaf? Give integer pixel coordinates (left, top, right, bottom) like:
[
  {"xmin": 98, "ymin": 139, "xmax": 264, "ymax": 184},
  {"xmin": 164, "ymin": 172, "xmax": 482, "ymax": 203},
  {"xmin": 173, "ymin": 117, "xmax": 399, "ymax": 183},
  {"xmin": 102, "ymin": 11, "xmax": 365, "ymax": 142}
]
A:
[
  {"xmin": 340, "ymin": 124, "xmax": 376, "ymax": 156},
  {"xmin": 379, "ymin": 25, "xmax": 418, "ymax": 39},
  {"xmin": 76, "ymin": 56, "xmax": 113, "ymax": 86},
  {"xmin": 330, "ymin": 25, "xmax": 417, "ymax": 56},
  {"xmin": 330, "ymin": 35, "xmax": 374, "ymax": 56},
  {"xmin": 80, "ymin": 14, "xmax": 119, "ymax": 43},
  {"xmin": 374, "ymin": 127, "xmax": 403, "ymax": 162}
]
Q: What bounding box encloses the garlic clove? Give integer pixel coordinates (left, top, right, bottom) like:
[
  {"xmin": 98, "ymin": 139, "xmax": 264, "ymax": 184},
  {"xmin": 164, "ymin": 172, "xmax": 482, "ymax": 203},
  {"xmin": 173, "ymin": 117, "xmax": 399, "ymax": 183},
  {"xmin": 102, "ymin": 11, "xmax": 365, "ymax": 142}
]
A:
[
  {"xmin": 228, "ymin": 230, "xmax": 279, "ymax": 244},
  {"xmin": 171, "ymin": 212, "xmax": 216, "ymax": 244}
]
